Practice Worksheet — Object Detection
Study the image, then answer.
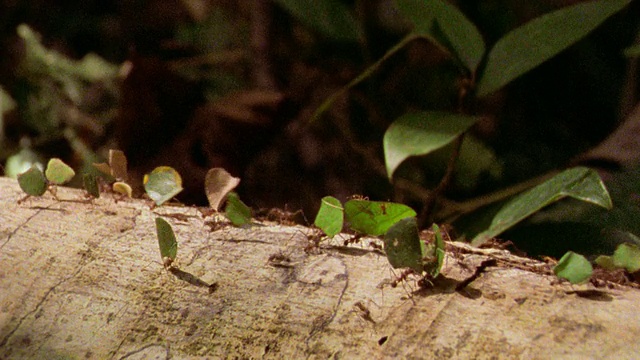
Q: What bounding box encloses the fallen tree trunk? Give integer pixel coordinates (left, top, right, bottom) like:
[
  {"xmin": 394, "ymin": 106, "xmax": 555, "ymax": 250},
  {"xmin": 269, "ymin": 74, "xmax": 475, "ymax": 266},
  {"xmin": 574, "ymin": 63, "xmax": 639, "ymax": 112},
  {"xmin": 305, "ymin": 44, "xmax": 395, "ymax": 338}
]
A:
[{"xmin": 0, "ymin": 177, "xmax": 639, "ymax": 359}]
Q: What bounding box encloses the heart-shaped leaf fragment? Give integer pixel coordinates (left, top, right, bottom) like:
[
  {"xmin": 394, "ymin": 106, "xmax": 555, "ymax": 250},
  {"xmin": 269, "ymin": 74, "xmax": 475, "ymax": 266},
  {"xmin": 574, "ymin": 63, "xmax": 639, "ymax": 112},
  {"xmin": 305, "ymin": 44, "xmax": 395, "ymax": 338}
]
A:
[
  {"xmin": 205, "ymin": 168, "xmax": 240, "ymax": 211},
  {"xmin": 314, "ymin": 196, "xmax": 344, "ymax": 238},
  {"xmin": 45, "ymin": 158, "xmax": 75, "ymax": 185}
]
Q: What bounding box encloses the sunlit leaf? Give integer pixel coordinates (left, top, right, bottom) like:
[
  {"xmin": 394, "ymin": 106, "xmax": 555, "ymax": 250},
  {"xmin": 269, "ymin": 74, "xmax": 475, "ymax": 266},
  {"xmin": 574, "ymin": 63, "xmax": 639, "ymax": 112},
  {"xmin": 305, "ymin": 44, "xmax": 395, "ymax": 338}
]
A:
[
  {"xmin": 155, "ymin": 217, "xmax": 178, "ymax": 263},
  {"xmin": 5, "ymin": 148, "xmax": 43, "ymax": 179},
  {"xmin": 314, "ymin": 196, "xmax": 344, "ymax": 237},
  {"xmin": 476, "ymin": 0, "xmax": 632, "ymax": 97},
  {"xmin": 273, "ymin": 0, "xmax": 362, "ymax": 41},
  {"xmin": 466, "ymin": 167, "xmax": 612, "ymax": 246},
  {"xmin": 112, "ymin": 181, "xmax": 132, "ymax": 198},
  {"xmin": 17, "ymin": 165, "xmax": 47, "ymax": 196},
  {"xmin": 345, "ymin": 199, "xmax": 416, "ymax": 236},
  {"xmin": 44, "ymin": 158, "xmax": 75, "ymax": 185},
  {"xmin": 205, "ymin": 168, "xmax": 240, "ymax": 211},
  {"xmin": 144, "ymin": 166, "xmax": 183, "ymax": 205},
  {"xmin": 396, "ymin": 0, "xmax": 484, "ymax": 71},
  {"xmin": 83, "ymin": 173, "xmax": 100, "ymax": 198},
  {"xmin": 554, "ymin": 251, "xmax": 592, "ymax": 284},
  {"xmin": 383, "ymin": 111, "xmax": 479, "ymax": 179},
  {"xmin": 383, "ymin": 217, "xmax": 426, "ymax": 273},
  {"xmin": 612, "ymin": 242, "xmax": 640, "ymax": 273},
  {"xmin": 225, "ymin": 192, "xmax": 252, "ymax": 226}
]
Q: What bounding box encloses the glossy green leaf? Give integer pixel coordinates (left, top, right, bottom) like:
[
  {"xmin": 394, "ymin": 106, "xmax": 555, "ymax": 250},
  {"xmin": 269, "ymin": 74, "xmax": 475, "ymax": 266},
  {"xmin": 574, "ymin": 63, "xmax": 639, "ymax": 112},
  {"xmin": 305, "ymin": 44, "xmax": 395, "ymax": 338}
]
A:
[
  {"xmin": 155, "ymin": 217, "xmax": 178, "ymax": 261},
  {"xmin": 225, "ymin": 192, "xmax": 252, "ymax": 226},
  {"xmin": 383, "ymin": 217, "xmax": 426, "ymax": 273},
  {"xmin": 314, "ymin": 196, "xmax": 344, "ymax": 237},
  {"xmin": 554, "ymin": 251, "xmax": 592, "ymax": 284},
  {"xmin": 273, "ymin": 0, "xmax": 362, "ymax": 41},
  {"xmin": 476, "ymin": 0, "xmax": 632, "ymax": 97},
  {"xmin": 396, "ymin": 0, "xmax": 484, "ymax": 71},
  {"xmin": 83, "ymin": 173, "xmax": 100, "ymax": 198},
  {"xmin": 17, "ymin": 165, "xmax": 47, "ymax": 196},
  {"xmin": 144, "ymin": 166, "xmax": 184, "ymax": 206},
  {"xmin": 612, "ymin": 242, "xmax": 640, "ymax": 273},
  {"xmin": 345, "ymin": 199, "xmax": 417, "ymax": 236},
  {"xmin": 469, "ymin": 167, "xmax": 612, "ymax": 246},
  {"xmin": 45, "ymin": 158, "xmax": 75, "ymax": 185},
  {"xmin": 383, "ymin": 111, "xmax": 479, "ymax": 179}
]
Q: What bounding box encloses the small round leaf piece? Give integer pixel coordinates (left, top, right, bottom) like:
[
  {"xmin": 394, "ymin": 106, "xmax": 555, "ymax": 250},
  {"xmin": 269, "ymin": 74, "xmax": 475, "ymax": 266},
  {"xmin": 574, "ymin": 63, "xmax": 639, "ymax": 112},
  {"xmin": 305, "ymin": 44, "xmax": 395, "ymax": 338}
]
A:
[
  {"xmin": 144, "ymin": 166, "xmax": 184, "ymax": 205},
  {"xmin": 45, "ymin": 158, "xmax": 75, "ymax": 185},
  {"xmin": 18, "ymin": 166, "xmax": 47, "ymax": 196}
]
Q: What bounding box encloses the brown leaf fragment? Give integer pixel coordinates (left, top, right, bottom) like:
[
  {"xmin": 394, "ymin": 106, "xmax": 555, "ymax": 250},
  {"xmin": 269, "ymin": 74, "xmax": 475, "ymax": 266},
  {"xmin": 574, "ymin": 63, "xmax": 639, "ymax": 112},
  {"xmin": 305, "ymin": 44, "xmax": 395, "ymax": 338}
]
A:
[{"xmin": 205, "ymin": 168, "xmax": 241, "ymax": 211}]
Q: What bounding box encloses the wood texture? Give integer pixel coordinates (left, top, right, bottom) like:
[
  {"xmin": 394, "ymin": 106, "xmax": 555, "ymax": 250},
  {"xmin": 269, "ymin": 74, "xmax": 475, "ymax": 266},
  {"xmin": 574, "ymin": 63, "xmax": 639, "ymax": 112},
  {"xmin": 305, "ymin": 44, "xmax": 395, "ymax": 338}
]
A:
[{"xmin": 0, "ymin": 177, "xmax": 639, "ymax": 359}]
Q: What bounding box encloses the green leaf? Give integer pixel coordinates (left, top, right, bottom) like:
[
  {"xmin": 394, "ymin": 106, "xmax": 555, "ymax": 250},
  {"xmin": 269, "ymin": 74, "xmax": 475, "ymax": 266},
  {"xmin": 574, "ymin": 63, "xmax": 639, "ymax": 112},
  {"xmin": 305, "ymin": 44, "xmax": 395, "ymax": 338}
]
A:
[
  {"xmin": 155, "ymin": 217, "xmax": 178, "ymax": 261},
  {"xmin": 83, "ymin": 173, "xmax": 100, "ymax": 198},
  {"xmin": 383, "ymin": 217, "xmax": 426, "ymax": 273},
  {"xmin": 624, "ymin": 44, "xmax": 640, "ymax": 58},
  {"xmin": 554, "ymin": 251, "xmax": 592, "ymax": 284},
  {"xmin": 426, "ymin": 223, "xmax": 446, "ymax": 278},
  {"xmin": 45, "ymin": 158, "xmax": 75, "ymax": 185},
  {"xmin": 314, "ymin": 196, "xmax": 344, "ymax": 237},
  {"xmin": 396, "ymin": 0, "xmax": 484, "ymax": 71},
  {"xmin": 143, "ymin": 166, "xmax": 184, "ymax": 206},
  {"xmin": 225, "ymin": 192, "xmax": 252, "ymax": 226},
  {"xmin": 383, "ymin": 111, "xmax": 479, "ymax": 179},
  {"xmin": 612, "ymin": 242, "xmax": 640, "ymax": 273},
  {"xmin": 17, "ymin": 165, "xmax": 47, "ymax": 196},
  {"xmin": 468, "ymin": 167, "xmax": 612, "ymax": 246},
  {"xmin": 476, "ymin": 0, "xmax": 632, "ymax": 97},
  {"xmin": 273, "ymin": 0, "xmax": 362, "ymax": 41},
  {"xmin": 594, "ymin": 255, "xmax": 616, "ymax": 270},
  {"xmin": 345, "ymin": 200, "xmax": 417, "ymax": 236}
]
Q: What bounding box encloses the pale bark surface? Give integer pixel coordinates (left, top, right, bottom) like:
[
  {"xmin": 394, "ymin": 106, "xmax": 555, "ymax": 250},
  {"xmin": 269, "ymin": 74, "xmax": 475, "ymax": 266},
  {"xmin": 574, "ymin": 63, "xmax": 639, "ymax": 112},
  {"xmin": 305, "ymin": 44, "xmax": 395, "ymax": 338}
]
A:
[{"xmin": 1, "ymin": 177, "xmax": 639, "ymax": 359}]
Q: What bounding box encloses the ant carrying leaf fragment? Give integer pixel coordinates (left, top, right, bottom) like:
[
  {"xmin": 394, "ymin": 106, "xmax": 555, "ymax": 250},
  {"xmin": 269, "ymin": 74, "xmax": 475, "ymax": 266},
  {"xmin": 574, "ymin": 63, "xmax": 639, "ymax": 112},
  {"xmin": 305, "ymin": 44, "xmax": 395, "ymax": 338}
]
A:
[{"xmin": 155, "ymin": 217, "xmax": 178, "ymax": 268}]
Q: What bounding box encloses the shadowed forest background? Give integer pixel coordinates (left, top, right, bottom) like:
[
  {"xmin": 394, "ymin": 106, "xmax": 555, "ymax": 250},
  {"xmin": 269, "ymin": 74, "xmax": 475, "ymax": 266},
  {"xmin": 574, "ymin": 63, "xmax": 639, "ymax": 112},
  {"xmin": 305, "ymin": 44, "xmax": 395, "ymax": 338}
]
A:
[{"xmin": 1, "ymin": 0, "xmax": 640, "ymax": 258}]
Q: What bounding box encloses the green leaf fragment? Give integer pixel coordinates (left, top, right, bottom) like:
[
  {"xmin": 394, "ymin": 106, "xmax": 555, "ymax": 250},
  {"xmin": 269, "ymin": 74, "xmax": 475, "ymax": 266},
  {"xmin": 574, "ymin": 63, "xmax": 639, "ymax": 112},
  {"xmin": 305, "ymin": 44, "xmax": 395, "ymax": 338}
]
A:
[
  {"xmin": 155, "ymin": 217, "xmax": 178, "ymax": 261},
  {"xmin": 345, "ymin": 199, "xmax": 417, "ymax": 236},
  {"xmin": 45, "ymin": 158, "xmax": 75, "ymax": 185},
  {"xmin": 554, "ymin": 251, "xmax": 592, "ymax": 284},
  {"xmin": 17, "ymin": 165, "xmax": 47, "ymax": 196},
  {"xmin": 594, "ymin": 255, "xmax": 616, "ymax": 270},
  {"xmin": 469, "ymin": 167, "xmax": 612, "ymax": 246},
  {"xmin": 383, "ymin": 217, "xmax": 426, "ymax": 273},
  {"xmin": 83, "ymin": 173, "xmax": 100, "ymax": 198},
  {"xmin": 383, "ymin": 111, "xmax": 479, "ymax": 179},
  {"xmin": 225, "ymin": 192, "xmax": 252, "ymax": 226},
  {"xmin": 314, "ymin": 196, "xmax": 344, "ymax": 237},
  {"xmin": 426, "ymin": 223, "xmax": 446, "ymax": 278},
  {"xmin": 476, "ymin": 0, "xmax": 632, "ymax": 97},
  {"xmin": 144, "ymin": 166, "xmax": 184, "ymax": 206},
  {"xmin": 612, "ymin": 242, "xmax": 640, "ymax": 273}
]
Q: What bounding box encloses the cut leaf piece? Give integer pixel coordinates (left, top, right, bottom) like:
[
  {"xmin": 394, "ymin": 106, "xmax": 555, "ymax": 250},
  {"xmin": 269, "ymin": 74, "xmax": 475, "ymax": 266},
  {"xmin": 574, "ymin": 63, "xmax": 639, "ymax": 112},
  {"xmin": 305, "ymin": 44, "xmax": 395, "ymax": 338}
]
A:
[
  {"xmin": 314, "ymin": 196, "xmax": 344, "ymax": 238},
  {"xmin": 144, "ymin": 166, "xmax": 184, "ymax": 205},
  {"xmin": 383, "ymin": 217, "xmax": 426, "ymax": 273},
  {"xmin": 225, "ymin": 192, "xmax": 252, "ymax": 226},
  {"xmin": 594, "ymin": 255, "xmax": 616, "ymax": 270},
  {"xmin": 612, "ymin": 242, "xmax": 640, "ymax": 273},
  {"xmin": 155, "ymin": 217, "xmax": 178, "ymax": 264},
  {"xmin": 205, "ymin": 168, "xmax": 240, "ymax": 211},
  {"xmin": 476, "ymin": 0, "xmax": 632, "ymax": 97},
  {"xmin": 345, "ymin": 200, "xmax": 416, "ymax": 236},
  {"xmin": 109, "ymin": 149, "xmax": 128, "ymax": 181},
  {"xmin": 17, "ymin": 166, "xmax": 47, "ymax": 196},
  {"xmin": 45, "ymin": 158, "xmax": 75, "ymax": 185},
  {"xmin": 468, "ymin": 167, "xmax": 612, "ymax": 246},
  {"xmin": 426, "ymin": 224, "xmax": 446, "ymax": 278},
  {"xmin": 83, "ymin": 173, "xmax": 100, "ymax": 198},
  {"xmin": 554, "ymin": 251, "xmax": 592, "ymax": 284},
  {"xmin": 396, "ymin": 0, "xmax": 484, "ymax": 71},
  {"xmin": 112, "ymin": 181, "xmax": 132, "ymax": 198},
  {"xmin": 383, "ymin": 111, "xmax": 479, "ymax": 179}
]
